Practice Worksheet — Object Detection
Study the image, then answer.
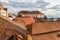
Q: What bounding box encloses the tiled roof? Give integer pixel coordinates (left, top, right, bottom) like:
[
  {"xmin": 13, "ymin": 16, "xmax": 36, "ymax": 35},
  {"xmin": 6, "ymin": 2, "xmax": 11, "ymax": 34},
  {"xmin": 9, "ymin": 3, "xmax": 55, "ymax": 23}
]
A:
[
  {"xmin": 4, "ymin": 8, "xmax": 7, "ymax": 10},
  {"xmin": 0, "ymin": 3, "xmax": 7, "ymax": 10},
  {"xmin": 32, "ymin": 22, "xmax": 60, "ymax": 34},
  {"xmin": 18, "ymin": 11, "xmax": 44, "ymax": 14},
  {"xmin": 14, "ymin": 17, "xmax": 35, "ymax": 26}
]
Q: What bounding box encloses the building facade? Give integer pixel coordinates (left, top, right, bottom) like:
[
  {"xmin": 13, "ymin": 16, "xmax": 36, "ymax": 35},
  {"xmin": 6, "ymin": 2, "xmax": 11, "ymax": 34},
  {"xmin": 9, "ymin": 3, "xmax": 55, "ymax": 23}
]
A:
[
  {"xmin": 18, "ymin": 11, "xmax": 46, "ymax": 19},
  {"xmin": 26, "ymin": 22, "xmax": 60, "ymax": 40},
  {"xmin": 0, "ymin": 14, "xmax": 27, "ymax": 40},
  {"xmin": 0, "ymin": 3, "xmax": 8, "ymax": 17}
]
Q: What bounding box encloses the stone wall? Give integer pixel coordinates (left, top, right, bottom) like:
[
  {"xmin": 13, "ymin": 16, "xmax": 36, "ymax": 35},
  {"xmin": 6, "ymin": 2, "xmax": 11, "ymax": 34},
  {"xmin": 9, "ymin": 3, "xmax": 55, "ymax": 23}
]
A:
[{"xmin": 0, "ymin": 16, "xmax": 27, "ymax": 40}]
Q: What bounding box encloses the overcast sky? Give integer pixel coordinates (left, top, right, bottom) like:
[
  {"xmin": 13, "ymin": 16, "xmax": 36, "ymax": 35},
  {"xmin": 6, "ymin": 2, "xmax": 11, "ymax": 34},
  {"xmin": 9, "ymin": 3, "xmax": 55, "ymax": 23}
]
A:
[{"xmin": 0, "ymin": 0, "xmax": 60, "ymax": 18}]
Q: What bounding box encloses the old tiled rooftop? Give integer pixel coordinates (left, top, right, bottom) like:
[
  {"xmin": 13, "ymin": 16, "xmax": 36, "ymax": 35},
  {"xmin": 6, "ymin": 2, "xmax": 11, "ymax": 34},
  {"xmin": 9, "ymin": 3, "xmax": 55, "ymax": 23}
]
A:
[
  {"xmin": 14, "ymin": 17, "xmax": 35, "ymax": 26},
  {"xmin": 32, "ymin": 22, "xmax": 60, "ymax": 34}
]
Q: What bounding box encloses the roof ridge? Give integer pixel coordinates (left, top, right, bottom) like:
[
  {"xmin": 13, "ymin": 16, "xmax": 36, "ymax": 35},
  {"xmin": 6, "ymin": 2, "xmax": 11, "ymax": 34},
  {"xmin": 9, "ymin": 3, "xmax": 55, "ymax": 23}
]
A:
[{"xmin": 32, "ymin": 30, "xmax": 60, "ymax": 35}]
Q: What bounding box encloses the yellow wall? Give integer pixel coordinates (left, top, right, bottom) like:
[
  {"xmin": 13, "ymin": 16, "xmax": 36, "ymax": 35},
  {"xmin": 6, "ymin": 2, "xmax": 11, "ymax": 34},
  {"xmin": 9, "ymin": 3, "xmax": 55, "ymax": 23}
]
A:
[
  {"xmin": 27, "ymin": 34, "xmax": 32, "ymax": 40},
  {"xmin": 0, "ymin": 9, "xmax": 8, "ymax": 17}
]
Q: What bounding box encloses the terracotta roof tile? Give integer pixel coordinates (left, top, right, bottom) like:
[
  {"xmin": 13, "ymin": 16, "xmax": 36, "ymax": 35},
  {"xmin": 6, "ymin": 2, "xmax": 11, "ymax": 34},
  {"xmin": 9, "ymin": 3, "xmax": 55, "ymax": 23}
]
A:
[
  {"xmin": 32, "ymin": 22, "xmax": 60, "ymax": 34},
  {"xmin": 14, "ymin": 17, "xmax": 35, "ymax": 26}
]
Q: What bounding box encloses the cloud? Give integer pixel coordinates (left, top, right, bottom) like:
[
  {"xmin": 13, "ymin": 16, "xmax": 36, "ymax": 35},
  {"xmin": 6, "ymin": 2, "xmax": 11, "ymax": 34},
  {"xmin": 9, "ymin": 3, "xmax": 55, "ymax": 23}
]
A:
[
  {"xmin": 8, "ymin": 0, "xmax": 37, "ymax": 3},
  {"xmin": 44, "ymin": 0, "xmax": 60, "ymax": 4},
  {"xmin": 46, "ymin": 4, "xmax": 56, "ymax": 8},
  {"xmin": 0, "ymin": 0, "xmax": 37, "ymax": 3},
  {"xmin": 44, "ymin": 9, "xmax": 56, "ymax": 15},
  {"xmin": 48, "ymin": 5, "xmax": 60, "ymax": 12},
  {"xmin": 43, "ymin": 9, "xmax": 60, "ymax": 18},
  {"xmin": 0, "ymin": 0, "xmax": 9, "ymax": 3},
  {"xmin": 44, "ymin": 0, "xmax": 60, "ymax": 8},
  {"xmin": 0, "ymin": 0, "xmax": 60, "ymax": 18},
  {"xmin": 1, "ymin": 0, "xmax": 49, "ymax": 13}
]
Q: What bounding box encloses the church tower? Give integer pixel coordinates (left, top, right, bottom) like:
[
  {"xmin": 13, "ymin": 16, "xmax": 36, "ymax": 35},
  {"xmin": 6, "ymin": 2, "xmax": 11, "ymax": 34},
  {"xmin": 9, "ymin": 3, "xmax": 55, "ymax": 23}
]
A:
[{"xmin": 0, "ymin": 3, "xmax": 8, "ymax": 17}]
